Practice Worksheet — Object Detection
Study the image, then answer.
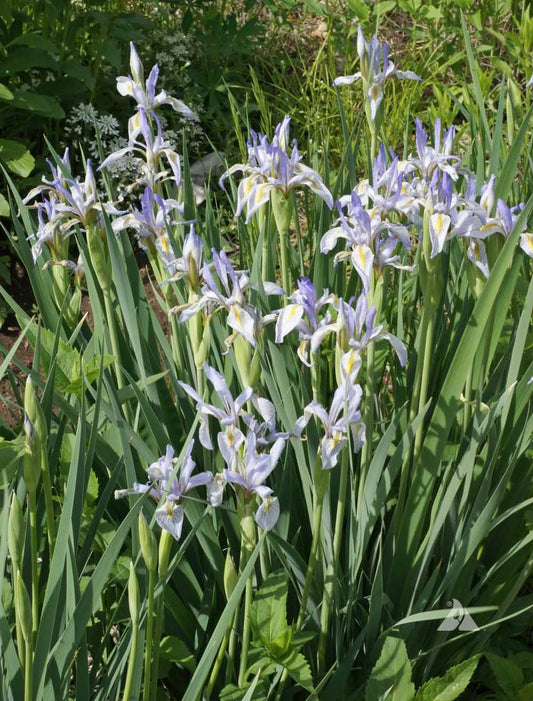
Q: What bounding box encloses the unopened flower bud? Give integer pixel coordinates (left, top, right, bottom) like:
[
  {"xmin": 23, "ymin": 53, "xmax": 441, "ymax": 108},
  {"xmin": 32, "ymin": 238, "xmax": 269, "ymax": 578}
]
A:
[
  {"xmin": 8, "ymin": 494, "xmax": 24, "ymax": 567},
  {"xmin": 15, "ymin": 571, "xmax": 32, "ymax": 642},
  {"xmin": 128, "ymin": 560, "xmax": 140, "ymax": 625},
  {"xmin": 138, "ymin": 511, "xmax": 158, "ymax": 573},
  {"xmin": 223, "ymin": 549, "xmax": 238, "ymax": 601}
]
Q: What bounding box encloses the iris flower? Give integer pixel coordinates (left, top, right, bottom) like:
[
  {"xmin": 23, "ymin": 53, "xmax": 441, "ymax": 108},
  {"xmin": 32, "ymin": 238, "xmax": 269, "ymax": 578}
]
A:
[
  {"xmin": 333, "ymin": 26, "xmax": 420, "ymax": 121},
  {"xmin": 115, "ymin": 442, "xmax": 212, "ymax": 540},
  {"xmin": 294, "ymin": 382, "xmax": 365, "ymax": 469},
  {"xmin": 220, "ymin": 116, "xmax": 333, "ymax": 223}
]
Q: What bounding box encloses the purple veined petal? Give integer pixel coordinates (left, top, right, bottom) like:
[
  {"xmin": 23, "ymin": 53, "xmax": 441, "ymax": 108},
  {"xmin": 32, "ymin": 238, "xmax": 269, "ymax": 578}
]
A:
[
  {"xmin": 255, "ymin": 495, "xmax": 280, "ymax": 531},
  {"xmin": 302, "ymin": 400, "xmax": 330, "ymax": 428},
  {"xmin": 321, "ymin": 433, "xmax": 347, "ymax": 470},
  {"xmin": 178, "ymin": 380, "xmax": 203, "ymax": 407},
  {"xmin": 320, "ymin": 226, "xmax": 347, "ymax": 253},
  {"xmin": 333, "ymin": 72, "xmax": 362, "ymax": 87},
  {"xmin": 223, "ymin": 469, "xmax": 248, "ymax": 491},
  {"xmin": 496, "ymin": 199, "xmax": 513, "ymax": 235},
  {"xmin": 187, "ymin": 471, "xmax": 213, "ymax": 491},
  {"xmin": 198, "ymin": 418, "xmax": 213, "ymax": 450},
  {"xmin": 351, "ymin": 244, "xmax": 374, "ymax": 293},
  {"xmin": 380, "ymin": 332, "xmax": 408, "ymax": 367},
  {"xmin": 253, "ymin": 396, "xmax": 276, "ymax": 430},
  {"xmin": 262, "ymin": 281, "xmax": 285, "ymax": 296},
  {"xmin": 178, "ymin": 439, "xmax": 196, "ymax": 487},
  {"xmin": 155, "ymin": 501, "xmax": 184, "ymax": 541},
  {"xmin": 99, "ymin": 146, "xmax": 133, "ymax": 170},
  {"xmin": 368, "ymin": 82, "xmax": 384, "ymax": 122},
  {"xmin": 145, "ymin": 64, "xmax": 159, "ymax": 104},
  {"xmin": 350, "ymin": 421, "xmax": 366, "ymax": 453},
  {"xmin": 227, "ymin": 304, "xmax": 256, "ymax": 347},
  {"xmin": 310, "ymin": 323, "xmax": 335, "ymax": 355},
  {"xmin": 127, "ymin": 112, "xmax": 142, "ymax": 143},
  {"xmin": 429, "ymin": 212, "xmax": 452, "ymax": 258},
  {"xmin": 328, "ymin": 383, "xmax": 350, "ymax": 424},
  {"xmin": 208, "ymin": 473, "xmax": 226, "ymax": 506},
  {"xmin": 520, "ymin": 233, "xmax": 533, "ymax": 259},
  {"xmin": 147, "ymin": 444, "xmax": 175, "ymax": 481},
  {"xmin": 467, "ymin": 238, "xmax": 490, "ymax": 278},
  {"xmin": 178, "ymin": 296, "xmax": 210, "ymax": 323},
  {"xmin": 340, "ymin": 349, "xmax": 363, "ymax": 382},
  {"xmin": 117, "ymin": 76, "xmax": 135, "ymax": 97},
  {"xmin": 203, "ymin": 363, "xmax": 235, "ymax": 411},
  {"xmin": 234, "ymin": 387, "xmax": 254, "ymax": 417},
  {"xmin": 292, "ymin": 168, "xmax": 334, "ymax": 209},
  {"xmin": 157, "ymin": 92, "xmax": 196, "ymax": 120},
  {"xmin": 275, "ymin": 303, "xmax": 304, "ymax": 343},
  {"xmin": 218, "ymin": 430, "xmax": 238, "ymax": 469},
  {"xmin": 244, "ymin": 181, "xmax": 274, "ymax": 223}
]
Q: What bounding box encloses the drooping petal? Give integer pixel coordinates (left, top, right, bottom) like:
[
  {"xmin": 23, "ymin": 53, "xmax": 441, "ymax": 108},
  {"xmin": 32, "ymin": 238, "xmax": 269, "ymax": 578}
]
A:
[
  {"xmin": 255, "ymin": 495, "xmax": 280, "ymax": 531},
  {"xmin": 275, "ymin": 304, "xmax": 304, "ymax": 343},
  {"xmin": 155, "ymin": 501, "xmax": 184, "ymax": 541},
  {"xmin": 227, "ymin": 305, "xmax": 256, "ymax": 346},
  {"xmin": 429, "ymin": 212, "xmax": 451, "ymax": 258}
]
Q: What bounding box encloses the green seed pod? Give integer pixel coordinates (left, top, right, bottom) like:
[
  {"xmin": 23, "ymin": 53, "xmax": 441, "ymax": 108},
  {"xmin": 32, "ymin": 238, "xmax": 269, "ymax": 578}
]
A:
[
  {"xmin": 128, "ymin": 560, "xmax": 140, "ymax": 625},
  {"xmin": 15, "ymin": 571, "xmax": 32, "ymax": 642},
  {"xmin": 138, "ymin": 512, "xmax": 158, "ymax": 573},
  {"xmin": 8, "ymin": 494, "xmax": 24, "ymax": 568},
  {"xmin": 223, "ymin": 548, "xmax": 238, "ymax": 601}
]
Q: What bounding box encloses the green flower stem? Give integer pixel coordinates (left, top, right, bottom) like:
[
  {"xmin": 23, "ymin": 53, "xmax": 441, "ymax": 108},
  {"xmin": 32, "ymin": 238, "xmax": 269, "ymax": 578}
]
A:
[
  {"xmin": 205, "ymin": 624, "xmax": 231, "ymax": 699},
  {"xmin": 122, "ymin": 624, "xmax": 139, "ymax": 701},
  {"xmin": 142, "ymin": 568, "xmax": 156, "ymax": 701},
  {"xmin": 24, "ymin": 637, "xmax": 32, "ymax": 701},
  {"xmin": 238, "ymin": 499, "xmax": 256, "ymax": 688},
  {"xmin": 12, "ymin": 565, "xmax": 25, "ymax": 670},
  {"xmin": 360, "ymin": 274, "xmax": 384, "ymax": 478},
  {"xmin": 28, "ymin": 490, "xmax": 39, "ymax": 644},
  {"xmin": 318, "ymin": 450, "xmax": 349, "ymax": 675},
  {"xmin": 463, "ymin": 361, "xmax": 474, "ymax": 433},
  {"xmin": 225, "ymin": 610, "xmax": 238, "ymax": 684},
  {"xmin": 150, "ymin": 530, "xmax": 173, "ymax": 701}
]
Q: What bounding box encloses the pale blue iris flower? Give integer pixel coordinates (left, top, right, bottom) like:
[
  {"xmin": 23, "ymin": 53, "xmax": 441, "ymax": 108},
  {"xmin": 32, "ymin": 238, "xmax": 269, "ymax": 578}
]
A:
[
  {"xmin": 333, "ymin": 26, "xmax": 420, "ymax": 121},
  {"xmin": 213, "ymin": 429, "xmax": 286, "ymax": 531},
  {"xmin": 112, "ymin": 185, "xmax": 183, "ymax": 262},
  {"xmin": 99, "ymin": 109, "xmax": 181, "ymax": 189},
  {"xmin": 311, "ymin": 294, "xmax": 407, "ymax": 383},
  {"xmin": 275, "ymin": 277, "xmax": 335, "ymax": 366},
  {"xmin": 25, "ymin": 159, "xmax": 123, "ymax": 262},
  {"xmin": 115, "ymin": 442, "xmax": 212, "ymax": 541},
  {"xmin": 294, "ymin": 382, "xmax": 365, "ymax": 470},
  {"xmin": 177, "ymin": 249, "xmax": 283, "ymax": 348},
  {"xmin": 220, "ymin": 116, "xmax": 333, "ymax": 223},
  {"xmin": 321, "ymin": 191, "xmax": 411, "ymax": 292},
  {"xmin": 117, "ymin": 42, "xmax": 196, "ymax": 124}
]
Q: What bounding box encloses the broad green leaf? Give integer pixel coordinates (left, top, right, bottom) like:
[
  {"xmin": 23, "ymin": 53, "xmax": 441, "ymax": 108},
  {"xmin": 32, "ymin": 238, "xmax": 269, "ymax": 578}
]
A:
[
  {"xmin": 0, "ymin": 139, "xmax": 34, "ymax": 177},
  {"xmin": 0, "ymin": 192, "xmax": 9, "ymax": 216},
  {"xmin": 414, "ymin": 655, "xmax": 480, "ymax": 701},
  {"xmin": 0, "ymin": 47, "xmax": 57, "ymax": 73},
  {"xmin": 9, "ymin": 90, "xmax": 65, "ymax": 119},
  {"xmin": 220, "ymin": 679, "xmax": 268, "ymax": 701},
  {"xmin": 485, "ymin": 652, "xmax": 524, "ymax": 697},
  {"xmin": 251, "ymin": 571, "xmax": 290, "ymax": 655},
  {"xmin": 366, "ymin": 637, "xmax": 415, "ymax": 701},
  {"xmin": 278, "ymin": 648, "xmax": 315, "ymax": 692},
  {"xmin": 0, "ymin": 83, "xmax": 12, "ymax": 100},
  {"xmin": 159, "ymin": 636, "xmax": 196, "ymax": 673}
]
